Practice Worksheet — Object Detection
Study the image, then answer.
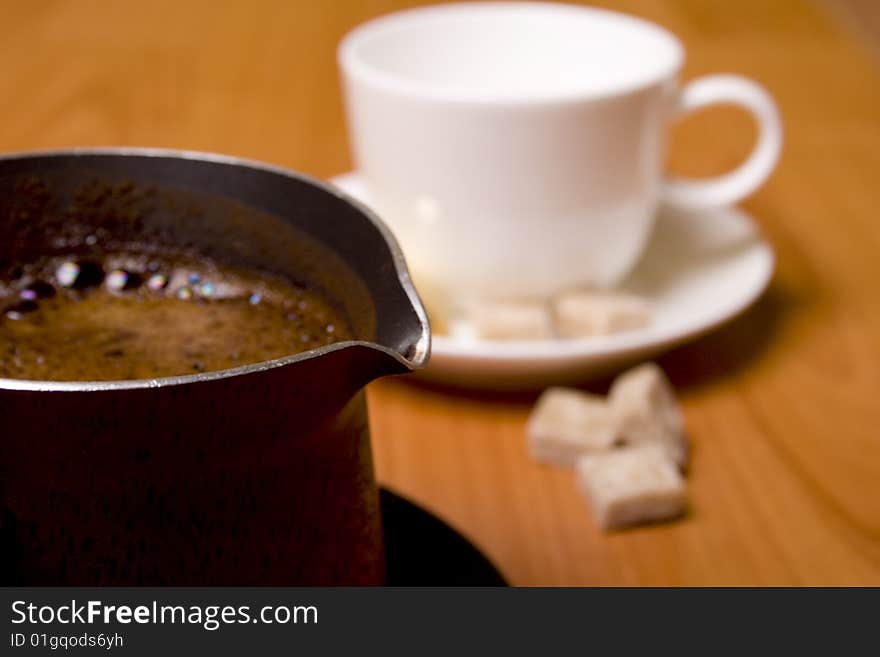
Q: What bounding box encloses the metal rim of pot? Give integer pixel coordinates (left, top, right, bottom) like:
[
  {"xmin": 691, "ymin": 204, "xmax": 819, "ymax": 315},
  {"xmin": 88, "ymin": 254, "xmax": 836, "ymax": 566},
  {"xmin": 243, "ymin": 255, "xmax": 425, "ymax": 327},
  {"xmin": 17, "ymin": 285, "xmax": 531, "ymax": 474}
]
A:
[{"xmin": 0, "ymin": 146, "xmax": 431, "ymax": 393}]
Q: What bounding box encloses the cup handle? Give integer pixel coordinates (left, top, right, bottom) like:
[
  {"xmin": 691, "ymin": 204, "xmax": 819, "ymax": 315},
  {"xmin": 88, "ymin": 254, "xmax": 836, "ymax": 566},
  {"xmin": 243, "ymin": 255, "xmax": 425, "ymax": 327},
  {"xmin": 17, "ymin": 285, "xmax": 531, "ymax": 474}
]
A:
[{"xmin": 661, "ymin": 74, "xmax": 782, "ymax": 210}]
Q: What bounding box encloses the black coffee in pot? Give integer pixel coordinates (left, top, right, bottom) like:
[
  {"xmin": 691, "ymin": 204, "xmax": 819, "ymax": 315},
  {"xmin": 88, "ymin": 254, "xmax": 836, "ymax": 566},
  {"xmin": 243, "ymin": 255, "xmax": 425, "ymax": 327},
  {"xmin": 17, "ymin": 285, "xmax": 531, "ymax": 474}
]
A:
[{"xmin": 0, "ymin": 251, "xmax": 351, "ymax": 381}]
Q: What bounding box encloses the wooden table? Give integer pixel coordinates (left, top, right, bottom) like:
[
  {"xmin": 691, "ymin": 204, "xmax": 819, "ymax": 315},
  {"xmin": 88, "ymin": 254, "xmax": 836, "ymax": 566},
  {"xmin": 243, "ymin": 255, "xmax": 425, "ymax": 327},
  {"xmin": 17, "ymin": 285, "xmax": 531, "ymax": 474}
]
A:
[{"xmin": 2, "ymin": 0, "xmax": 879, "ymax": 585}]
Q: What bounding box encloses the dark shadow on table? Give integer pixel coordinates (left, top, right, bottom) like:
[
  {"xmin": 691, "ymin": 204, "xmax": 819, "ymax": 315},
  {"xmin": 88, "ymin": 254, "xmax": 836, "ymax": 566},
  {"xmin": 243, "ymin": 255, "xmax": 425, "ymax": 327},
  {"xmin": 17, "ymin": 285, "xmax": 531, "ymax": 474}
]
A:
[{"xmin": 656, "ymin": 280, "xmax": 801, "ymax": 393}]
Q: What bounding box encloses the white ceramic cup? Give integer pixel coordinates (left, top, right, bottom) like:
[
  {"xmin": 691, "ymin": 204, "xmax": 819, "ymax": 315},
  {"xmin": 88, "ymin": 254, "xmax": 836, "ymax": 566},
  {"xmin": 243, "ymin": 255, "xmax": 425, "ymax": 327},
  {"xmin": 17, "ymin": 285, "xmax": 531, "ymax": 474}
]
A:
[{"xmin": 338, "ymin": 2, "xmax": 781, "ymax": 308}]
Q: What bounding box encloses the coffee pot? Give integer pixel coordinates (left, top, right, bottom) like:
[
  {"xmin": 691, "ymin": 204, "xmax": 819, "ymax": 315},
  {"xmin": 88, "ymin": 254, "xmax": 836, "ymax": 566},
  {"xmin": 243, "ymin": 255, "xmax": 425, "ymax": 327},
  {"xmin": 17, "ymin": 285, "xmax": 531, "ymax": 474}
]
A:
[{"xmin": 0, "ymin": 149, "xmax": 430, "ymax": 584}]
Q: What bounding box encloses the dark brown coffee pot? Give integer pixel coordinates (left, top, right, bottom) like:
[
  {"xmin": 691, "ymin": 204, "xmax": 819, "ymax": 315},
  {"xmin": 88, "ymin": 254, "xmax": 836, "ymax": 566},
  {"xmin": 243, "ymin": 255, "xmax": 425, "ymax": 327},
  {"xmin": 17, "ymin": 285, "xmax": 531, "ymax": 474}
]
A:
[{"xmin": 0, "ymin": 149, "xmax": 430, "ymax": 585}]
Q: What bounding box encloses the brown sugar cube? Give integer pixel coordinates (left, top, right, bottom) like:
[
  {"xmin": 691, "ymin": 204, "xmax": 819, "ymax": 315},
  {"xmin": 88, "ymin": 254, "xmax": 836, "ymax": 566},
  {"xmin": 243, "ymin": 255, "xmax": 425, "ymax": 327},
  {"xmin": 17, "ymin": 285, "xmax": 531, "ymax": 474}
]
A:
[
  {"xmin": 527, "ymin": 388, "xmax": 618, "ymax": 466},
  {"xmin": 553, "ymin": 290, "xmax": 650, "ymax": 338},
  {"xmin": 472, "ymin": 300, "xmax": 553, "ymax": 341},
  {"xmin": 609, "ymin": 363, "xmax": 688, "ymax": 468},
  {"xmin": 576, "ymin": 444, "xmax": 687, "ymax": 530}
]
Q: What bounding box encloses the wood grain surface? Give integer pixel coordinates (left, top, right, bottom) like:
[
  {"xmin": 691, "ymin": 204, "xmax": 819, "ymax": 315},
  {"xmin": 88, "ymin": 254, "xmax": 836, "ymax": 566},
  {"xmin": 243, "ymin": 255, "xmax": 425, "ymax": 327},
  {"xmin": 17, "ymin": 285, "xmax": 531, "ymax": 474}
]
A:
[{"xmin": 1, "ymin": 0, "xmax": 878, "ymax": 585}]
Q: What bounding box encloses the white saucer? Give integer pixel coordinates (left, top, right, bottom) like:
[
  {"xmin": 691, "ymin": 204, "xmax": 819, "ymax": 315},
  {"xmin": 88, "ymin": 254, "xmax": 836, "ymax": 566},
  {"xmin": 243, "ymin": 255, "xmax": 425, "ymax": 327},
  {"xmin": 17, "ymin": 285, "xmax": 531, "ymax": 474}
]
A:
[{"xmin": 331, "ymin": 172, "xmax": 774, "ymax": 389}]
